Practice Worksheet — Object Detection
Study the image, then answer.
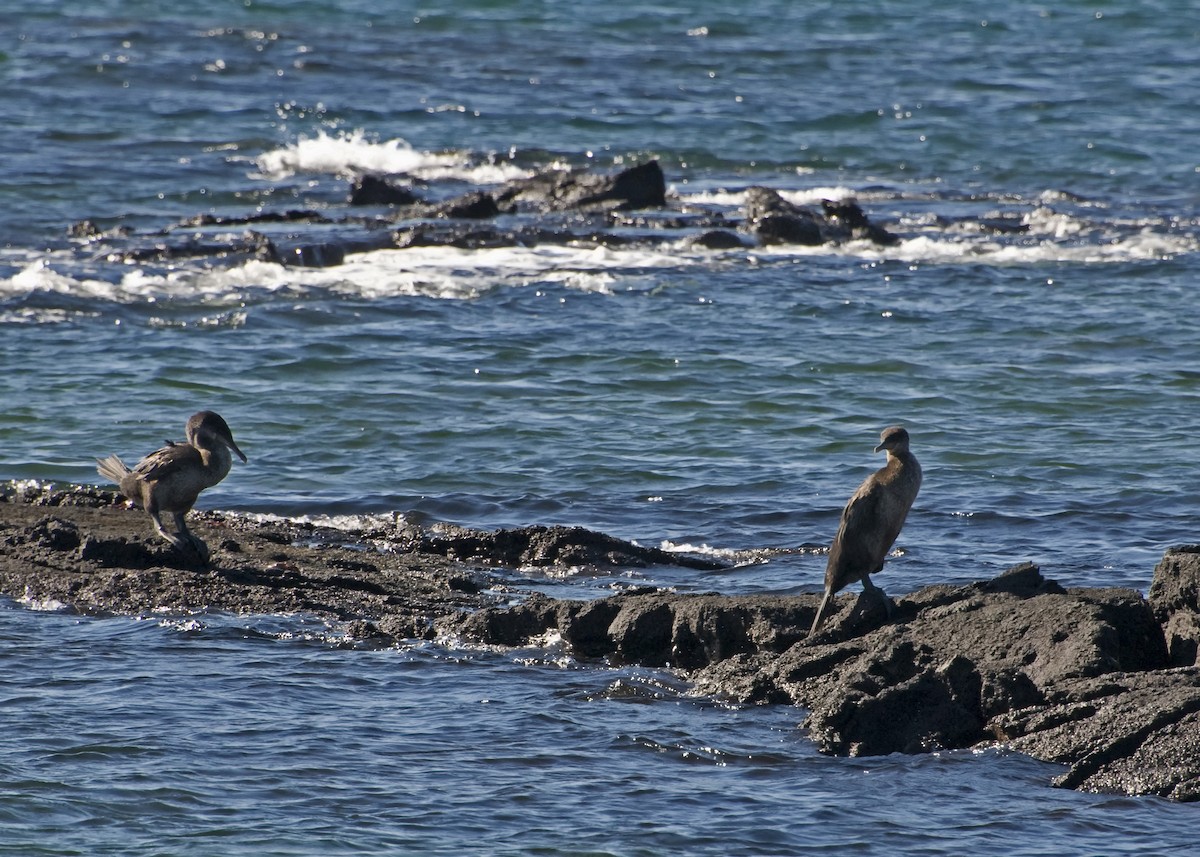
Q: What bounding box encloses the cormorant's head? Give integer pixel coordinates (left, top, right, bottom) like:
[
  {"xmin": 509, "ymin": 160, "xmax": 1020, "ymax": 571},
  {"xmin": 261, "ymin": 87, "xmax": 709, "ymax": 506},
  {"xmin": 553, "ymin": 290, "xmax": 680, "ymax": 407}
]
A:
[
  {"xmin": 187, "ymin": 411, "xmax": 248, "ymax": 463},
  {"xmin": 874, "ymin": 425, "xmax": 910, "ymax": 454}
]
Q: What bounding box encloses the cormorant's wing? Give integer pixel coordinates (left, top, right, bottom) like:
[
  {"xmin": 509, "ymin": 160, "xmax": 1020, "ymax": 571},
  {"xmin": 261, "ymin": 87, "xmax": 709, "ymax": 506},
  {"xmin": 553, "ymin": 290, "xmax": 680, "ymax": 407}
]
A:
[
  {"xmin": 131, "ymin": 443, "xmax": 201, "ymax": 483},
  {"xmin": 828, "ymin": 478, "xmax": 888, "ymax": 575}
]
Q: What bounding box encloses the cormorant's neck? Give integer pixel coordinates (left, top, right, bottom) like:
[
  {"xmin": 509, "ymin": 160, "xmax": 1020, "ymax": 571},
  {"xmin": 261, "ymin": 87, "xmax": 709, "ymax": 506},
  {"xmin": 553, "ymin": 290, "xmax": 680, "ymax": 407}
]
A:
[
  {"xmin": 885, "ymin": 448, "xmax": 911, "ymax": 467},
  {"xmin": 195, "ymin": 442, "xmax": 232, "ymax": 476}
]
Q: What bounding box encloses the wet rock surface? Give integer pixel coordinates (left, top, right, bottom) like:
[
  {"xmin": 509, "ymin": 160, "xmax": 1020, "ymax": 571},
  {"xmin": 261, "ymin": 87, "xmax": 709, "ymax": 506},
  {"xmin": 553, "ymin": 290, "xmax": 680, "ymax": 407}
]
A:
[
  {"xmin": 0, "ymin": 483, "xmax": 725, "ymax": 641},
  {"xmin": 448, "ymin": 558, "xmax": 1200, "ymax": 802},
  {"xmin": 3, "ymin": 484, "xmax": 1198, "ymax": 802},
  {"xmin": 0, "ymin": 484, "xmax": 490, "ymax": 640},
  {"xmin": 67, "ymin": 159, "xmax": 898, "ymax": 270}
]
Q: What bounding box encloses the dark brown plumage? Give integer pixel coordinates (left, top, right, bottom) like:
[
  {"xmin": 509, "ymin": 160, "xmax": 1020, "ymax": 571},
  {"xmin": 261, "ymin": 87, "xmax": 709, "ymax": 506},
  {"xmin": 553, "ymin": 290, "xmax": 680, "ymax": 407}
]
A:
[
  {"xmin": 96, "ymin": 411, "xmax": 247, "ymax": 561},
  {"xmin": 809, "ymin": 425, "xmax": 921, "ymax": 636}
]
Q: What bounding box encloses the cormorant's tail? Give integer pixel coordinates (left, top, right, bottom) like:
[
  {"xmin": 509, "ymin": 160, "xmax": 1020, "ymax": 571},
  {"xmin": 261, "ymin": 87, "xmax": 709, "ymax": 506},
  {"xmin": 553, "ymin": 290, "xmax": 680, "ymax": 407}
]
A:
[
  {"xmin": 808, "ymin": 586, "xmax": 833, "ymax": 637},
  {"xmin": 96, "ymin": 454, "xmax": 130, "ymax": 486}
]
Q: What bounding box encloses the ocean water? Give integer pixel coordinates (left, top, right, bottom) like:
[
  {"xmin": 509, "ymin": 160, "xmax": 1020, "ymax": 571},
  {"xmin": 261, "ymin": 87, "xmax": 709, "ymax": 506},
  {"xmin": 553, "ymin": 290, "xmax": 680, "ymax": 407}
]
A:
[{"xmin": 2, "ymin": 1, "xmax": 1199, "ymax": 852}]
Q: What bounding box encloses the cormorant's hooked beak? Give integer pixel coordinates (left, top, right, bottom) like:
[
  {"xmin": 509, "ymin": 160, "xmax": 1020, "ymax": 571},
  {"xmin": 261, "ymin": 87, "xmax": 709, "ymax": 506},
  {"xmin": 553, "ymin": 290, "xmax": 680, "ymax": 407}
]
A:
[{"xmin": 227, "ymin": 437, "xmax": 248, "ymax": 464}]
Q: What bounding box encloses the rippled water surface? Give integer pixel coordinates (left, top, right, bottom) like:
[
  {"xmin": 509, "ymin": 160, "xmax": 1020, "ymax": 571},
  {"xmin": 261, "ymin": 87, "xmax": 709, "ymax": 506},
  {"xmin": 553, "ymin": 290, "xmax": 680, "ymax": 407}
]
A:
[
  {"xmin": 2, "ymin": 0, "xmax": 1199, "ymax": 852},
  {"xmin": 3, "ymin": 607, "xmax": 1195, "ymax": 857}
]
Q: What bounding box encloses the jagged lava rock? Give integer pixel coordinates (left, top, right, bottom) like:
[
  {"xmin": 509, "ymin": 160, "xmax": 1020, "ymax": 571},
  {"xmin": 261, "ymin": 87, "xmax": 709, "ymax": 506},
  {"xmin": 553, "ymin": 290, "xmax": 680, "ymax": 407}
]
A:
[
  {"xmin": 700, "ymin": 564, "xmax": 1167, "ymax": 756},
  {"xmin": 741, "ymin": 186, "xmax": 897, "ymax": 246},
  {"xmin": 1149, "ymin": 544, "xmax": 1200, "ymax": 666},
  {"xmin": 497, "ymin": 160, "xmax": 667, "ymax": 212},
  {"xmin": 414, "ymin": 523, "xmax": 724, "ymax": 571},
  {"xmin": 993, "ymin": 669, "xmax": 1200, "ymax": 801},
  {"xmin": 349, "ymin": 174, "xmax": 422, "ymax": 206},
  {"xmin": 6, "ymin": 484, "xmax": 1200, "ymax": 802}
]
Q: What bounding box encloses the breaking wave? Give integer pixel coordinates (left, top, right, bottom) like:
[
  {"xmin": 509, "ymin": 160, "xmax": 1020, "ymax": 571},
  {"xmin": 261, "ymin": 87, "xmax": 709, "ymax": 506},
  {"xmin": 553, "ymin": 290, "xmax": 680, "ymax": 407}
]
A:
[{"xmin": 254, "ymin": 130, "xmax": 532, "ymax": 185}]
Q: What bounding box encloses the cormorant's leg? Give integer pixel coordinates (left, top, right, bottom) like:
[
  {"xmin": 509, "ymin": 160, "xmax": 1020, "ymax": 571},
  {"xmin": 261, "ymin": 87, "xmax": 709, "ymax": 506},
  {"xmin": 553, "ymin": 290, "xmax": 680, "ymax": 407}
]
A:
[
  {"xmin": 860, "ymin": 573, "xmax": 895, "ymax": 617},
  {"xmin": 173, "ymin": 511, "xmax": 210, "ymax": 563},
  {"xmin": 808, "ymin": 586, "xmax": 834, "ymax": 637},
  {"xmin": 147, "ymin": 507, "xmax": 191, "ymax": 553}
]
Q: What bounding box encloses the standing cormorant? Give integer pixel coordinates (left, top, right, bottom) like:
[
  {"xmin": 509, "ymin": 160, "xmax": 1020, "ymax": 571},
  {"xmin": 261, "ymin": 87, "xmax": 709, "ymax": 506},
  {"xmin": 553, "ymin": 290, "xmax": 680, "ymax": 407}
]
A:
[
  {"xmin": 808, "ymin": 425, "xmax": 922, "ymax": 637},
  {"xmin": 96, "ymin": 411, "xmax": 247, "ymax": 562}
]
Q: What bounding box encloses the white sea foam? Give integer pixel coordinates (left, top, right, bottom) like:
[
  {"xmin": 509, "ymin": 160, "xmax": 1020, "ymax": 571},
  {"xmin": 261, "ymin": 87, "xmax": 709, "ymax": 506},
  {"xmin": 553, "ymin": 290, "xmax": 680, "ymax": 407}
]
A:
[
  {"xmin": 272, "ymin": 243, "xmax": 692, "ymax": 301},
  {"xmin": 679, "ymin": 189, "xmax": 748, "ymax": 207},
  {"xmin": 751, "ymin": 224, "xmax": 1196, "ymax": 265},
  {"xmin": 658, "ymin": 539, "xmax": 743, "ymax": 559},
  {"xmin": 231, "ymin": 510, "xmax": 407, "ymax": 532},
  {"xmin": 943, "ymin": 226, "xmax": 1189, "ymax": 263},
  {"xmin": 1, "ymin": 257, "xmax": 297, "ymax": 303},
  {"xmin": 780, "ymin": 186, "xmax": 861, "ymax": 205},
  {"xmin": 1, "ymin": 245, "xmax": 673, "ymax": 305},
  {"xmin": 1022, "ymin": 206, "xmax": 1089, "ymax": 239},
  {"xmin": 3, "ymin": 205, "xmax": 1192, "ymax": 313},
  {"xmin": 0, "ymin": 307, "xmax": 101, "ymax": 324},
  {"xmin": 679, "ymin": 185, "xmax": 873, "ymax": 208},
  {"xmin": 18, "ymin": 589, "xmax": 70, "ymax": 612},
  {"xmin": 254, "ymin": 130, "xmax": 531, "ymax": 184}
]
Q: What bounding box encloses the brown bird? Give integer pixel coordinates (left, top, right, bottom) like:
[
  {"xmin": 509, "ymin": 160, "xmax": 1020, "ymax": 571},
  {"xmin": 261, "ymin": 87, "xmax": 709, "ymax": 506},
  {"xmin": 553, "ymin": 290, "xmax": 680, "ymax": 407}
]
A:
[
  {"xmin": 808, "ymin": 425, "xmax": 922, "ymax": 636},
  {"xmin": 96, "ymin": 411, "xmax": 247, "ymax": 562}
]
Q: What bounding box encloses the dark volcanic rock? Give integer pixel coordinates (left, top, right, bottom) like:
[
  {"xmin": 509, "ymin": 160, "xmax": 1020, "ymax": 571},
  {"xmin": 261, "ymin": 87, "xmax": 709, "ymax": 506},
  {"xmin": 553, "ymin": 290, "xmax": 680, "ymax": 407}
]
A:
[
  {"xmin": 769, "ymin": 581, "xmax": 1167, "ymax": 757},
  {"xmin": 498, "ymin": 160, "xmax": 667, "ymax": 212},
  {"xmin": 691, "ymin": 566, "xmax": 1170, "ymax": 762},
  {"xmin": 1149, "ymin": 545, "xmax": 1200, "ymax": 666},
  {"xmin": 446, "ymin": 591, "xmax": 812, "ymax": 669},
  {"xmin": 67, "ymin": 159, "xmax": 675, "ymax": 275},
  {"xmin": 821, "ymin": 199, "xmax": 900, "ymax": 246},
  {"xmin": 110, "ymin": 230, "xmax": 281, "ymax": 266},
  {"xmin": 0, "ymin": 485, "xmax": 498, "ymax": 628},
  {"xmin": 0, "ymin": 484, "xmax": 720, "ymax": 629},
  {"xmin": 993, "ymin": 670, "xmax": 1200, "ymax": 800},
  {"xmin": 742, "ymin": 187, "xmax": 897, "ymax": 247},
  {"xmin": 392, "ymin": 223, "xmax": 630, "ymax": 251},
  {"xmin": 446, "ymin": 556, "xmax": 1200, "ymax": 801},
  {"xmin": 4, "ymin": 483, "xmax": 1199, "ymax": 802},
  {"xmin": 413, "ymin": 523, "xmax": 725, "ymax": 571},
  {"xmin": 742, "ymin": 187, "xmax": 824, "ymax": 246},
  {"xmin": 278, "ymin": 242, "xmax": 347, "ymax": 268},
  {"xmin": 685, "ymin": 229, "xmax": 749, "ymax": 250},
  {"xmin": 176, "ymin": 210, "xmax": 331, "ymax": 228},
  {"xmin": 808, "ymin": 647, "xmax": 988, "ymax": 755},
  {"xmin": 349, "ymin": 174, "xmax": 422, "ymax": 207},
  {"xmin": 66, "ymin": 158, "xmax": 914, "ymax": 273}
]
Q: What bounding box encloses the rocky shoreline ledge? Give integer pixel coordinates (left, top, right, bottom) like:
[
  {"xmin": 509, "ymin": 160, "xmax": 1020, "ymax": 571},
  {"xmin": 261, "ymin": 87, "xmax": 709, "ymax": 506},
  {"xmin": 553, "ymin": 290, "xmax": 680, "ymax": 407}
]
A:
[{"xmin": 4, "ymin": 483, "xmax": 1199, "ymax": 802}]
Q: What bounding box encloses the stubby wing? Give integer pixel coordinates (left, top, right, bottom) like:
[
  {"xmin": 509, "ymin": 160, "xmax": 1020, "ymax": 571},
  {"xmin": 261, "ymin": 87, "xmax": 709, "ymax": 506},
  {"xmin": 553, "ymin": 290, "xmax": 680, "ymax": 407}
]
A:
[
  {"xmin": 826, "ymin": 480, "xmax": 887, "ymax": 584},
  {"xmin": 131, "ymin": 443, "xmax": 201, "ymax": 484}
]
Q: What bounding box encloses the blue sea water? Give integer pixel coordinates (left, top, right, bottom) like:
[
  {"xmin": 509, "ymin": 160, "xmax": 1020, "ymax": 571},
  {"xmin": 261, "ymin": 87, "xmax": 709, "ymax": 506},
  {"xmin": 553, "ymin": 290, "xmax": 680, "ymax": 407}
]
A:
[{"xmin": 2, "ymin": 1, "xmax": 1199, "ymax": 853}]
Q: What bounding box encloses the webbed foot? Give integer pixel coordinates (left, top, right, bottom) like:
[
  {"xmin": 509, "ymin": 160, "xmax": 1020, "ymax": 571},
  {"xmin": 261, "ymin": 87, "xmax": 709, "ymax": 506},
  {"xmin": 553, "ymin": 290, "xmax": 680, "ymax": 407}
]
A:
[{"xmin": 186, "ymin": 534, "xmax": 211, "ymax": 564}]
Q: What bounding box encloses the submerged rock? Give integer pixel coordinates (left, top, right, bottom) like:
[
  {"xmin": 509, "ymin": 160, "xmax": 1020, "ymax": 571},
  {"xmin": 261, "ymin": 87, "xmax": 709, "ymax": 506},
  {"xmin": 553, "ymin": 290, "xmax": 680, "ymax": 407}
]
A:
[
  {"xmin": 66, "ymin": 157, "xmax": 911, "ymax": 271},
  {"xmin": 349, "ymin": 174, "xmax": 422, "ymax": 207},
  {"xmin": 742, "ymin": 187, "xmax": 824, "ymax": 246},
  {"xmin": 742, "ymin": 187, "xmax": 898, "ymax": 247}
]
